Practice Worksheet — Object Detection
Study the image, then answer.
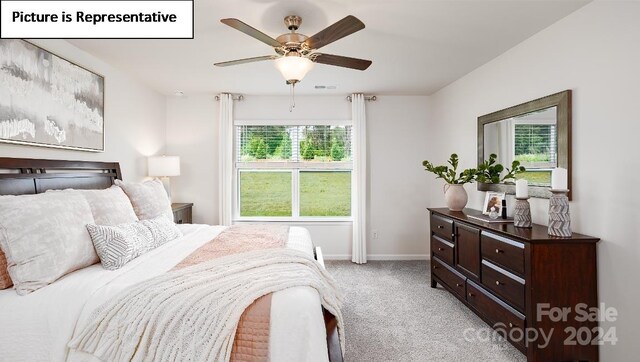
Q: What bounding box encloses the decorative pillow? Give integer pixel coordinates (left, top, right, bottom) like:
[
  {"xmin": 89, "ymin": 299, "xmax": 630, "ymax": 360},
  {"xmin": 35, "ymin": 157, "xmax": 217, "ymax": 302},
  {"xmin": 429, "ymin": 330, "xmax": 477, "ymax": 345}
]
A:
[
  {"xmin": 0, "ymin": 248, "xmax": 12, "ymax": 289},
  {"xmin": 87, "ymin": 216, "xmax": 182, "ymax": 270},
  {"xmin": 114, "ymin": 179, "xmax": 173, "ymax": 221},
  {"xmin": 47, "ymin": 186, "xmax": 139, "ymax": 226},
  {"xmin": 79, "ymin": 186, "xmax": 139, "ymax": 226},
  {"xmin": 0, "ymin": 192, "xmax": 99, "ymax": 295}
]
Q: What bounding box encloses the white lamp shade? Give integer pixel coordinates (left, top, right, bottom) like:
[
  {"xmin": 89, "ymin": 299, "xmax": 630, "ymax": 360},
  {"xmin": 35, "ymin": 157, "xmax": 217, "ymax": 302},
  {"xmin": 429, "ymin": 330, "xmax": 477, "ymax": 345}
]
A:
[
  {"xmin": 274, "ymin": 56, "xmax": 314, "ymax": 82},
  {"xmin": 148, "ymin": 156, "xmax": 180, "ymax": 177}
]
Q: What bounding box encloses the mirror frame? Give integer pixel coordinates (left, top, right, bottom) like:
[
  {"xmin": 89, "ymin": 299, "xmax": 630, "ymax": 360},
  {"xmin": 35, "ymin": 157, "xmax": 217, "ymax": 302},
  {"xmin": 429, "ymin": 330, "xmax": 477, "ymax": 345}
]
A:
[{"xmin": 477, "ymin": 90, "xmax": 572, "ymax": 200}]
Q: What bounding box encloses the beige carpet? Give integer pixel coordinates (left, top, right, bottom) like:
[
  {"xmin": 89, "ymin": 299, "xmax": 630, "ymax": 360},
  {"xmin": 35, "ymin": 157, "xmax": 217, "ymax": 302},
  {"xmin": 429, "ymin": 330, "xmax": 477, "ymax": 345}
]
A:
[{"xmin": 325, "ymin": 260, "xmax": 526, "ymax": 362}]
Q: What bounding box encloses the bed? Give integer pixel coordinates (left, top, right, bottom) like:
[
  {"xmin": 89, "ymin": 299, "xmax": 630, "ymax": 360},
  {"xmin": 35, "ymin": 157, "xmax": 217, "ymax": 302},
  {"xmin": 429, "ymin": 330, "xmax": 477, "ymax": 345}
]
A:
[{"xmin": 0, "ymin": 157, "xmax": 342, "ymax": 362}]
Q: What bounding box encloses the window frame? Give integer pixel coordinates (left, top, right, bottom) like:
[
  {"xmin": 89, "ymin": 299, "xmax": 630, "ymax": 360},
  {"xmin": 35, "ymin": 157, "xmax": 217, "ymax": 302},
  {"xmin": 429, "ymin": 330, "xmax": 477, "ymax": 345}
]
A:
[{"xmin": 233, "ymin": 120, "xmax": 354, "ymax": 223}]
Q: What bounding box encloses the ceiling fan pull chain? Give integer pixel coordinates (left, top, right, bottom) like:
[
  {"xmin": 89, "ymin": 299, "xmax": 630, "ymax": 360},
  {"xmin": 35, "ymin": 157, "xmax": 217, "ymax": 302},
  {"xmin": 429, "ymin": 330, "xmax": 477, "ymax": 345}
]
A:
[{"xmin": 289, "ymin": 82, "xmax": 296, "ymax": 112}]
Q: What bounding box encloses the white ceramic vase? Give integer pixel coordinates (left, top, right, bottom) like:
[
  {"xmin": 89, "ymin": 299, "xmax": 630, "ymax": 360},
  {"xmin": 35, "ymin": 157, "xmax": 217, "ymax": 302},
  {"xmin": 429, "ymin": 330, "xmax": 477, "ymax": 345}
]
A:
[{"xmin": 443, "ymin": 184, "xmax": 468, "ymax": 211}]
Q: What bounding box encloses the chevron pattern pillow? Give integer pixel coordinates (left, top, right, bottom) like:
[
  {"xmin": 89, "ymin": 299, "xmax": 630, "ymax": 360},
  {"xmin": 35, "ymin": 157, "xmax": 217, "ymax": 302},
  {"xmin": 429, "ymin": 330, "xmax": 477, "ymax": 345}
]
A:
[{"xmin": 87, "ymin": 216, "xmax": 182, "ymax": 270}]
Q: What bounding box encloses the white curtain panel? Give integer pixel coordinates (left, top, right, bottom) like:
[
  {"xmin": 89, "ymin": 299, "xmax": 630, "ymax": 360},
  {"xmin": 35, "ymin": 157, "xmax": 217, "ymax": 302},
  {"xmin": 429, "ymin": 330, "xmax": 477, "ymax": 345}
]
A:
[
  {"xmin": 351, "ymin": 94, "xmax": 367, "ymax": 264},
  {"xmin": 218, "ymin": 93, "xmax": 234, "ymax": 226},
  {"xmin": 498, "ymin": 119, "xmax": 515, "ymax": 166}
]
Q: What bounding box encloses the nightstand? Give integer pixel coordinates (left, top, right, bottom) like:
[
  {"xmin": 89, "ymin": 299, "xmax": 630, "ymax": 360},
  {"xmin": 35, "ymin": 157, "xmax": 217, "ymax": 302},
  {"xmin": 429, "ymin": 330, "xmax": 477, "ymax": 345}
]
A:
[{"xmin": 171, "ymin": 203, "xmax": 193, "ymax": 224}]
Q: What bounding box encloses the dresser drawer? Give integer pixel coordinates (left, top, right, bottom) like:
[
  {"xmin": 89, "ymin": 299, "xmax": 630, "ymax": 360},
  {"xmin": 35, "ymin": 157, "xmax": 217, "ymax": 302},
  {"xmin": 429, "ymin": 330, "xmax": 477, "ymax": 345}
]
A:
[
  {"xmin": 431, "ymin": 214, "xmax": 454, "ymax": 241},
  {"xmin": 431, "ymin": 235, "xmax": 454, "ymax": 265},
  {"xmin": 466, "ymin": 280, "xmax": 526, "ymax": 350},
  {"xmin": 481, "ymin": 232, "xmax": 524, "ymax": 275},
  {"xmin": 481, "ymin": 261, "xmax": 525, "ymax": 311},
  {"xmin": 432, "ymin": 257, "xmax": 466, "ymax": 299}
]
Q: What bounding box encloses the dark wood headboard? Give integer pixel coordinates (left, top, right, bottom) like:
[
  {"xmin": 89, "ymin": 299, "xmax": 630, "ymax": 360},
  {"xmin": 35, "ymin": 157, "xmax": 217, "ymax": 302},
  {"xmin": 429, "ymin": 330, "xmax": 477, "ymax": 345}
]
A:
[{"xmin": 0, "ymin": 158, "xmax": 122, "ymax": 196}]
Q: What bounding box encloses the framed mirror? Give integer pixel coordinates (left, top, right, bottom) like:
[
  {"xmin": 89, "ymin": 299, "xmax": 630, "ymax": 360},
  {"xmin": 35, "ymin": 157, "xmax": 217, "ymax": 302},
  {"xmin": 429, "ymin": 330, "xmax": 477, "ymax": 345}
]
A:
[{"xmin": 477, "ymin": 90, "xmax": 572, "ymax": 199}]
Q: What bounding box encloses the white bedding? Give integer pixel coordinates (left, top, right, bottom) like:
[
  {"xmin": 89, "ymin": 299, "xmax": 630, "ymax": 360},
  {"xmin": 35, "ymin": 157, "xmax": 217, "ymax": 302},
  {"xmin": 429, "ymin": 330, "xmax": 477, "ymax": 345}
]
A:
[{"xmin": 0, "ymin": 225, "xmax": 328, "ymax": 362}]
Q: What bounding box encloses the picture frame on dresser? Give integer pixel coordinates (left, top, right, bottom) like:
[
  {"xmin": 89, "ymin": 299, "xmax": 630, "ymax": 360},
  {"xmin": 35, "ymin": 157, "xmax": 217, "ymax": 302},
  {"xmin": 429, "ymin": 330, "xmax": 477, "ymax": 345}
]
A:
[
  {"xmin": 482, "ymin": 191, "xmax": 505, "ymax": 215},
  {"xmin": 0, "ymin": 39, "xmax": 105, "ymax": 152},
  {"xmin": 428, "ymin": 207, "xmax": 600, "ymax": 362}
]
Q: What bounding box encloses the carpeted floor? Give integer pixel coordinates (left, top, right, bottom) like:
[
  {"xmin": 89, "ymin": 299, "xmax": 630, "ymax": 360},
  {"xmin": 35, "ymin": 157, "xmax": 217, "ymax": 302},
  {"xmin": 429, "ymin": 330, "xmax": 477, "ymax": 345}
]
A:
[{"xmin": 325, "ymin": 260, "xmax": 526, "ymax": 362}]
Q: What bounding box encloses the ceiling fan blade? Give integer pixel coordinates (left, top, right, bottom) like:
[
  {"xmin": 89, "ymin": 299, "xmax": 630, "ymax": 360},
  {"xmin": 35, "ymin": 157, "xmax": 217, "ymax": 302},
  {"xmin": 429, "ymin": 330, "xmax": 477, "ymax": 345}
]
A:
[
  {"xmin": 214, "ymin": 55, "xmax": 276, "ymax": 67},
  {"xmin": 313, "ymin": 53, "xmax": 372, "ymax": 70},
  {"xmin": 220, "ymin": 18, "xmax": 281, "ymax": 47},
  {"xmin": 304, "ymin": 16, "xmax": 365, "ymax": 50}
]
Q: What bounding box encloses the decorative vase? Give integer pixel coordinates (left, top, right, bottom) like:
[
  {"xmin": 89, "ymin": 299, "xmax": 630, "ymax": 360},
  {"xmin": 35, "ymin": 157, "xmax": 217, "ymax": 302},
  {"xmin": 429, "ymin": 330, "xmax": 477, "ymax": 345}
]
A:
[
  {"xmin": 548, "ymin": 189, "xmax": 571, "ymax": 237},
  {"xmin": 443, "ymin": 184, "xmax": 468, "ymax": 211}
]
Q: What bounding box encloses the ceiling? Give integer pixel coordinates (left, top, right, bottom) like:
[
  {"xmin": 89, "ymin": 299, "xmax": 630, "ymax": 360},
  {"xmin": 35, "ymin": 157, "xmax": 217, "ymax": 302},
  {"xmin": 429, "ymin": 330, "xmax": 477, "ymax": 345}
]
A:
[{"xmin": 68, "ymin": 0, "xmax": 589, "ymax": 96}]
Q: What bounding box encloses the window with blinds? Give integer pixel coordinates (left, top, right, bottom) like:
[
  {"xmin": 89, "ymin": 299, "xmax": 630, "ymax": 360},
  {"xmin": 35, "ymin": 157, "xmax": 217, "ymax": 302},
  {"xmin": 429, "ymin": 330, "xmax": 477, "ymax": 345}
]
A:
[
  {"xmin": 234, "ymin": 124, "xmax": 353, "ymax": 219},
  {"xmin": 514, "ymin": 124, "xmax": 557, "ymax": 168},
  {"xmin": 236, "ymin": 125, "xmax": 352, "ymax": 163}
]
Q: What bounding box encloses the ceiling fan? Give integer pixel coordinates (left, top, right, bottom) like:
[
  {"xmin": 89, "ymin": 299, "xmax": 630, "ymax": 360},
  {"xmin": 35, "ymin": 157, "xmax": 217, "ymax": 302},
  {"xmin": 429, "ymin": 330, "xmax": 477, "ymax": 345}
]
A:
[{"xmin": 214, "ymin": 15, "xmax": 372, "ymax": 85}]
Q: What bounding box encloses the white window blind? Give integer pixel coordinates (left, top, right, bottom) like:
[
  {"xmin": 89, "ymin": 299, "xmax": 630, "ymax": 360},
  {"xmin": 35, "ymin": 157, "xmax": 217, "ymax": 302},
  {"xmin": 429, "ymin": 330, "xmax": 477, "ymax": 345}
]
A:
[
  {"xmin": 235, "ymin": 125, "xmax": 353, "ymax": 169},
  {"xmin": 514, "ymin": 124, "xmax": 557, "ymax": 167}
]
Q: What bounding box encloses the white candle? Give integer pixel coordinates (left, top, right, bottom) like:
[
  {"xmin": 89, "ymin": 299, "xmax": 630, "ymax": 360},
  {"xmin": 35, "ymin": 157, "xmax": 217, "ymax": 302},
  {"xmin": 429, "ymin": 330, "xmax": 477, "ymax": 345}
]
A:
[
  {"xmin": 551, "ymin": 167, "xmax": 568, "ymax": 190},
  {"xmin": 515, "ymin": 179, "xmax": 528, "ymax": 198}
]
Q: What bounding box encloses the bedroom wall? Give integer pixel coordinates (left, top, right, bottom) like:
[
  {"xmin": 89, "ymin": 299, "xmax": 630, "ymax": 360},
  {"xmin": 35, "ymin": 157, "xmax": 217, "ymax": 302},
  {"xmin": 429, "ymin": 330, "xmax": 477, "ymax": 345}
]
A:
[
  {"xmin": 0, "ymin": 40, "xmax": 166, "ymax": 181},
  {"xmin": 166, "ymin": 95, "xmax": 432, "ymax": 259},
  {"xmin": 427, "ymin": 1, "xmax": 640, "ymax": 359}
]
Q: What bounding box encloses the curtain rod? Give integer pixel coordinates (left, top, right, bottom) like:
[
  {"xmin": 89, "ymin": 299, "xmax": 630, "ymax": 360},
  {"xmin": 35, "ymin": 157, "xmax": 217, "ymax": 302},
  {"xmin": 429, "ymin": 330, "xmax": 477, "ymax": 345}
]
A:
[
  {"xmin": 214, "ymin": 94, "xmax": 376, "ymax": 102},
  {"xmin": 215, "ymin": 94, "xmax": 245, "ymax": 101},
  {"xmin": 346, "ymin": 95, "xmax": 377, "ymax": 102}
]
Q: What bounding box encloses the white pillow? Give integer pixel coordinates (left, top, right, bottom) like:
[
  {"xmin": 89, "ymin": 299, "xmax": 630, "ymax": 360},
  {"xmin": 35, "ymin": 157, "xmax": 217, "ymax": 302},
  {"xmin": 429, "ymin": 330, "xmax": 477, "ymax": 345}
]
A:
[
  {"xmin": 47, "ymin": 186, "xmax": 139, "ymax": 226},
  {"xmin": 115, "ymin": 179, "xmax": 173, "ymax": 221},
  {"xmin": 86, "ymin": 216, "xmax": 182, "ymax": 270},
  {"xmin": 0, "ymin": 192, "xmax": 99, "ymax": 295}
]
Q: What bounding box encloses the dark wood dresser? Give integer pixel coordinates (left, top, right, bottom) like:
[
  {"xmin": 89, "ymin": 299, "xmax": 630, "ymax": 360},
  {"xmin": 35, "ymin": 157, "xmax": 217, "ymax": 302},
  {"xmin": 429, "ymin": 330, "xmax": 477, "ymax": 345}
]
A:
[{"xmin": 428, "ymin": 208, "xmax": 599, "ymax": 362}]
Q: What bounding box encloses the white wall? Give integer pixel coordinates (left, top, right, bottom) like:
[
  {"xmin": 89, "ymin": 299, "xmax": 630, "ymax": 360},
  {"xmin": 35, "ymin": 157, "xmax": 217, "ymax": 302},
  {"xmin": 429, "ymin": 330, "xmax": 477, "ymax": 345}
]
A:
[
  {"xmin": 166, "ymin": 95, "xmax": 431, "ymax": 259},
  {"xmin": 427, "ymin": 2, "xmax": 640, "ymax": 359},
  {"xmin": 0, "ymin": 40, "xmax": 166, "ymax": 181}
]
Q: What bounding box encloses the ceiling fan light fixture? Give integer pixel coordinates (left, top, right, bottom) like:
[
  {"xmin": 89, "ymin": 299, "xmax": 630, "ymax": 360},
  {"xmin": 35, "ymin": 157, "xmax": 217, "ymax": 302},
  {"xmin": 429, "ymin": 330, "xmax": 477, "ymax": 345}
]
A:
[{"xmin": 274, "ymin": 55, "xmax": 314, "ymax": 83}]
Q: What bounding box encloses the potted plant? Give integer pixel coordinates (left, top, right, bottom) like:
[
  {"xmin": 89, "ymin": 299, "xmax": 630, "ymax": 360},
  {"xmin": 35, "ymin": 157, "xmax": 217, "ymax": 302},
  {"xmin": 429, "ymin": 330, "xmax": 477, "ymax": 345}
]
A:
[
  {"xmin": 422, "ymin": 154, "xmax": 476, "ymax": 211},
  {"xmin": 476, "ymin": 153, "xmax": 526, "ymax": 186}
]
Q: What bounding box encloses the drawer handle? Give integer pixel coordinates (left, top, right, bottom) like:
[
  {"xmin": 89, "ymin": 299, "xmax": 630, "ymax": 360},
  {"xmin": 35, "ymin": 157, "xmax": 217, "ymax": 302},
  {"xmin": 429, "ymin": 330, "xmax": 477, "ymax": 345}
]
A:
[
  {"xmin": 495, "ymin": 280, "xmax": 504, "ymax": 286},
  {"xmin": 468, "ymin": 292, "xmax": 474, "ymax": 297},
  {"xmin": 438, "ymin": 247, "xmax": 445, "ymax": 251},
  {"xmin": 437, "ymin": 225, "xmax": 444, "ymax": 229},
  {"xmin": 495, "ymin": 248, "xmax": 503, "ymax": 254},
  {"xmin": 509, "ymin": 322, "xmax": 516, "ymax": 328},
  {"xmin": 456, "ymin": 283, "xmax": 462, "ymax": 287},
  {"xmin": 433, "ymin": 266, "xmax": 439, "ymax": 270}
]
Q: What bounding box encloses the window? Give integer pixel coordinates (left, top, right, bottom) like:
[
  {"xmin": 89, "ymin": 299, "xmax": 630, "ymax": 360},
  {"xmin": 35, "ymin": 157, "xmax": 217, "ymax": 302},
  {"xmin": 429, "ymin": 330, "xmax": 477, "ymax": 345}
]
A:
[
  {"xmin": 235, "ymin": 123, "xmax": 352, "ymax": 220},
  {"xmin": 514, "ymin": 124, "xmax": 556, "ymax": 186}
]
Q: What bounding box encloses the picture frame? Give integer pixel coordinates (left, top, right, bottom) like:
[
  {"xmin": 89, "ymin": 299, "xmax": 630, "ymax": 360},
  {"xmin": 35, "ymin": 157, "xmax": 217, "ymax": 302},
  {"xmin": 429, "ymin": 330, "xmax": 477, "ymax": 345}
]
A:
[
  {"xmin": 483, "ymin": 191, "xmax": 506, "ymax": 215},
  {"xmin": 0, "ymin": 39, "xmax": 105, "ymax": 152}
]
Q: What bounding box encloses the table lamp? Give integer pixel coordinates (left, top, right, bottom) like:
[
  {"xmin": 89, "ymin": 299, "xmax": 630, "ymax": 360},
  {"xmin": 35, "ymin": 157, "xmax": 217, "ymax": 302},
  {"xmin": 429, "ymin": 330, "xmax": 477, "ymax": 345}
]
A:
[{"xmin": 148, "ymin": 155, "xmax": 180, "ymax": 201}]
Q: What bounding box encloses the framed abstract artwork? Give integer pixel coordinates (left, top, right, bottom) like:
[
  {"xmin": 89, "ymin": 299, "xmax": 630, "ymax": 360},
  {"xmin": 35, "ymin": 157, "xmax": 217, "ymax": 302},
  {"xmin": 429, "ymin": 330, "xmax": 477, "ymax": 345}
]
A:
[{"xmin": 0, "ymin": 40, "xmax": 105, "ymax": 152}]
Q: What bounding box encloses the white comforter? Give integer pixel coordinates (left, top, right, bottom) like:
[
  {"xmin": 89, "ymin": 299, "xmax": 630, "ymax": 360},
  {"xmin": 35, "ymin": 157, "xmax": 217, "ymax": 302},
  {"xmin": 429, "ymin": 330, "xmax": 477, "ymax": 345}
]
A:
[{"xmin": 0, "ymin": 225, "xmax": 328, "ymax": 362}]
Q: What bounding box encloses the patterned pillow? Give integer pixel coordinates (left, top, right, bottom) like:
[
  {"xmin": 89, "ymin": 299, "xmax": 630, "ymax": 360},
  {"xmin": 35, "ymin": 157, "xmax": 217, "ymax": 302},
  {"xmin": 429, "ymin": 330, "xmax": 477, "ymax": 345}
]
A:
[
  {"xmin": 86, "ymin": 216, "xmax": 182, "ymax": 270},
  {"xmin": 114, "ymin": 179, "xmax": 173, "ymax": 221},
  {"xmin": 0, "ymin": 248, "xmax": 12, "ymax": 289},
  {"xmin": 0, "ymin": 192, "xmax": 98, "ymax": 295}
]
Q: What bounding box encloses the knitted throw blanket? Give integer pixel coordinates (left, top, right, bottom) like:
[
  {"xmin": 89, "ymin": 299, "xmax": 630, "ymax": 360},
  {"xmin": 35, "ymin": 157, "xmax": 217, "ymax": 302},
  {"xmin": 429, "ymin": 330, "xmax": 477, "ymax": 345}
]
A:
[{"xmin": 67, "ymin": 248, "xmax": 344, "ymax": 362}]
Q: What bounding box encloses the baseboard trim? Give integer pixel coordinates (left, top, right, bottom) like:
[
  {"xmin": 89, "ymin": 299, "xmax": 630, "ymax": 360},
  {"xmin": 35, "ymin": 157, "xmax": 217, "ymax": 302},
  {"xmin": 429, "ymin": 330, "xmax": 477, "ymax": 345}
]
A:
[{"xmin": 324, "ymin": 254, "xmax": 430, "ymax": 261}]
